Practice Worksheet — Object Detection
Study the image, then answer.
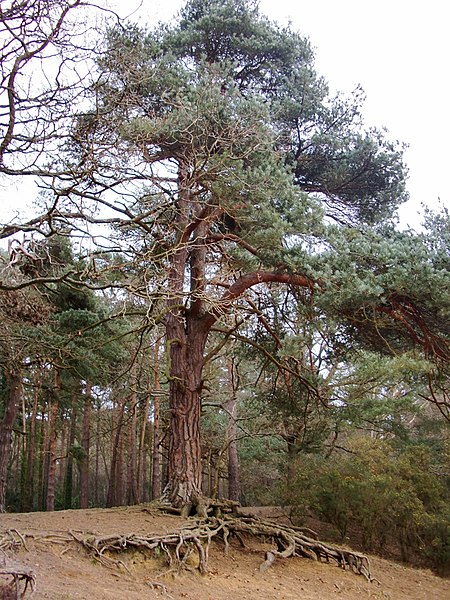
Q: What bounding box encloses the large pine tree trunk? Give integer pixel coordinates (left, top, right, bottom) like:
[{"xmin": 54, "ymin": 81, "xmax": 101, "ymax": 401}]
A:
[
  {"xmin": 162, "ymin": 162, "xmax": 212, "ymax": 512},
  {"xmin": 164, "ymin": 314, "xmax": 208, "ymax": 510},
  {"xmin": 0, "ymin": 370, "xmax": 22, "ymax": 513}
]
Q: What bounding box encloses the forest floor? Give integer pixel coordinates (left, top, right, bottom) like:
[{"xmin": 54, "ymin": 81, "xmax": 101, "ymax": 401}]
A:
[{"xmin": 0, "ymin": 505, "xmax": 448, "ymax": 600}]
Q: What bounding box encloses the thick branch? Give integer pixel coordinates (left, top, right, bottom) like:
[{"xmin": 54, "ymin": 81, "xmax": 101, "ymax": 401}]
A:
[{"xmin": 203, "ymin": 270, "xmax": 315, "ymax": 329}]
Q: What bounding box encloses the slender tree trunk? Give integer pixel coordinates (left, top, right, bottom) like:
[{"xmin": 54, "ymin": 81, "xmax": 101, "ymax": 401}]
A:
[
  {"xmin": 142, "ymin": 429, "xmax": 149, "ymax": 502},
  {"xmin": 127, "ymin": 370, "xmax": 138, "ymax": 505},
  {"xmin": 94, "ymin": 406, "xmax": 100, "ymax": 506},
  {"xmin": 116, "ymin": 425, "xmax": 124, "ymax": 506},
  {"xmin": 46, "ymin": 370, "xmax": 60, "ymax": 512},
  {"xmin": 137, "ymin": 379, "xmax": 151, "ymax": 503},
  {"xmin": 64, "ymin": 394, "xmax": 78, "ymax": 509},
  {"xmin": 58, "ymin": 418, "xmax": 66, "ymax": 483},
  {"xmin": 19, "ymin": 387, "xmax": 28, "ymax": 511},
  {"xmin": 106, "ymin": 397, "xmax": 126, "ymax": 508},
  {"xmin": 226, "ymin": 359, "xmax": 240, "ymax": 503},
  {"xmin": 39, "ymin": 405, "xmax": 47, "ymax": 511},
  {"xmin": 161, "ymin": 446, "xmax": 169, "ymax": 492},
  {"xmin": 0, "ymin": 370, "xmax": 22, "ymax": 513},
  {"xmin": 151, "ymin": 337, "xmax": 162, "ymax": 500},
  {"xmin": 23, "ymin": 374, "xmax": 39, "ymax": 511},
  {"xmin": 80, "ymin": 381, "xmax": 91, "ymax": 509}
]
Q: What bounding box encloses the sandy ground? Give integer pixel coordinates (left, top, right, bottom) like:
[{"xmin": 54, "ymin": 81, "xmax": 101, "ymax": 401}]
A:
[{"xmin": 0, "ymin": 505, "xmax": 448, "ymax": 599}]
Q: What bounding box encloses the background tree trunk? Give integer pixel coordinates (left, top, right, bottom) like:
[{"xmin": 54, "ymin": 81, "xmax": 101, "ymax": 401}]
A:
[
  {"xmin": 64, "ymin": 395, "xmax": 78, "ymax": 509},
  {"xmin": 46, "ymin": 370, "xmax": 60, "ymax": 512},
  {"xmin": 151, "ymin": 337, "xmax": 162, "ymax": 500},
  {"xmin": 0, "ymin": 371, "xmax": 22, "ymax": 512},
  {"xmin": 80, "ymin": 381, "xmax": 91, "ymax": 509},
  {"xmin": 94, "ymin": 406, "xmax": 100, "ymax": 506},
  {"xmin": 106, "ymin": 396, "xmax": 126, "ymax": 507},
  {"xmin": 137, "ymin": 381, "xmax": 151, "ymax": 502},
  {"xmin": 226, "ymin": 359, "xmax": 240, "ymax": 503},
  {"xmin": 126, "ymin": 371, "xmax": 138, "ymax": 505},
  {"xmin": 23, "ymin": 374, "xmax": 39, "ymax": 512}
]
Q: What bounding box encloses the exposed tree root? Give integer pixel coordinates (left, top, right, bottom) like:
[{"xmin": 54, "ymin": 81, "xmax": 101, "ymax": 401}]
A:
[
  {"xmin": 0, "ymin": 551, "xmax": 36, "ymax": 599},
  {"xmin": 0, "ymin": 509, "xmax": 374, "ymax": 588},
  {"xmin": 156, "ymin": 495, "xmax": 240, "ymax": 518},
  {"xmin": 71, "ymin": 513, "xmax": 372, "ymax": 581}
]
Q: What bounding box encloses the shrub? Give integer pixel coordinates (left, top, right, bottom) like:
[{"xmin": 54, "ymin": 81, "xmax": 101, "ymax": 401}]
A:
[{"xmin": 283, "ymin": 438, "xmax": 450, "ymax": 572}]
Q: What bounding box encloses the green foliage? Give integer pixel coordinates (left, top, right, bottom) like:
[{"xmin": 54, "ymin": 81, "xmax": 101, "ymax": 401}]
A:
[
  {"xmin": 238, "ymin": 433, "xmax": 285, "ymax": 505},
  {"xmin": 283, "ymin": 438, "xmax": 450, "ymax": 572}
]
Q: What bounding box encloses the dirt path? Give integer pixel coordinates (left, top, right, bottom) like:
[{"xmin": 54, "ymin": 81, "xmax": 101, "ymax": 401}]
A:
[{"xmin": 0, "ymin": 506, "xmax": 448, "ymax": 599}]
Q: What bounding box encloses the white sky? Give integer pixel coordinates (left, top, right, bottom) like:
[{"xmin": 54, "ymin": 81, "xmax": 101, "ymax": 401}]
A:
[{"xmin": 1, "ymin": 0, "xmax": 448, "ymax": 231}]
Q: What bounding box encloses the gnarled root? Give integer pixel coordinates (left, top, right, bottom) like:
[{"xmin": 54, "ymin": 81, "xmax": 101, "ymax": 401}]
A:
[
  {"xmin": 157, "ymin": 493, "xmax": 239, "ymax": 518},
  {"xmin": 70, "ymin": 513, "xmax": 373, "ymax": 581},
  {"xmin": 1, "ymin": 512, "xmax": 373, "ymax": 584}
]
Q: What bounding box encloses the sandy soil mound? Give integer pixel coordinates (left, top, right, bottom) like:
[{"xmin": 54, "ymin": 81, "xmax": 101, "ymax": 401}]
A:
[{"xmin": 0, "ymin": 505, "xmax": 448, "ymax": 599}]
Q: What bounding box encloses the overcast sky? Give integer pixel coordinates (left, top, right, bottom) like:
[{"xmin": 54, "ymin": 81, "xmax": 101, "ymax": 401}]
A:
[{"xmin": 119, "ymin": 0, "xmax": 448, "ymax": 230}]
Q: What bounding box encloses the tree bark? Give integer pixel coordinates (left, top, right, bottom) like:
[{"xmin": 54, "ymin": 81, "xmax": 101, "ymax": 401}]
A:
[
  {"xmin": 38, "ymin": 404, "xmax": 47, "ymax": 510},
  {"xmin": 106, "ymin": 396, "xmax": 126, "ymax": 507},
  {"xmin": 226, "ymin": 359, "xmax": 240, "ymax": 503},
  {"xmin": 137, "ymin": 383, "xmax": 150, "ymax": 502},
  {"xmin": 162, "ymin": 161, "xmax": 315, "ymax": 509},
  {"xmin": 116, "ymin": 423, "xmax": 124, "ymax": 506},
  {"xmin": 80, "ymin": 381, "xmax": 91, "ymax": 509},
  {"xmin": 23, "ymin": 373, "xmax": 39, "ymax": 511},
  {"xmin": 151, "ymin": 337, "xmax": 162, "ymax": 500},
  {"xmin": 164, "ymin": 313, "xmax": 208, "ymax": 510},
  {"xmin": 126, "ymin": 370, "xmax": 139, "ymax": 506},
  {"xmin": 46, "ymin": 369, "xmax": 60, "ymax": 512},
  {"xmin": 94, "ymin": 405, "xmax": 100, "ymax": 506},
  {"xmin": 64, "ymin": 392, "xmax": 78, "ymax": 509},
  {"xmin": 0, "ymin": 370, "xmax": 22, "ymax": 513}
]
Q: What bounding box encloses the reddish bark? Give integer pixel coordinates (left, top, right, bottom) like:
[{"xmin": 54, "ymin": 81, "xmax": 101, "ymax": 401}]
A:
[
  {"xmin": 165, "ymin": 313, "xmax": 208, "ymax": 507},
  {"xmin": 94, "ymin": 408, "xmax": 100, "ymax": 506},
  {"xmin": 162, "ymin": 164, "xmax": 316, "ymax": 510}
]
